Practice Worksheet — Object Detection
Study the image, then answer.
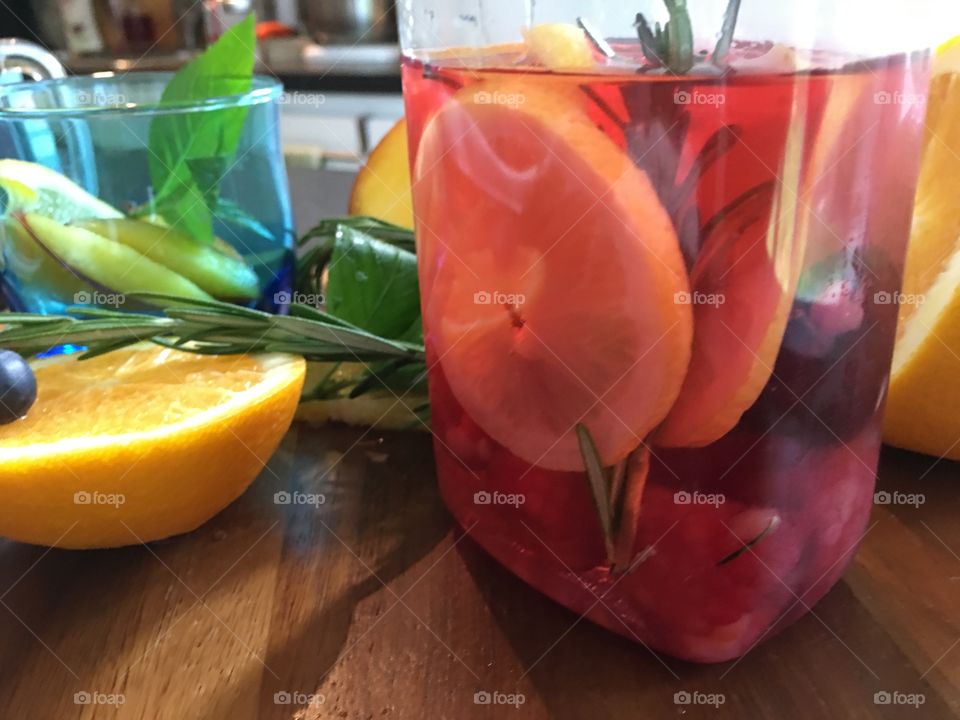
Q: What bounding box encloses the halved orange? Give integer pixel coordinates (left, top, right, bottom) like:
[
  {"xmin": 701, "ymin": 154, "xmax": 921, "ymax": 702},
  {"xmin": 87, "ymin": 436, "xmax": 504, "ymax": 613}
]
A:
[
  {"xmin": 884, "ymin": 38, "xmax": 960, "ymax": 458},
  {"xmin": 348, "ymin": 119, "xmax": 415, "ymax": 229},
  {"xmin": 0, "ymin": 345, "xmax": 304, "ymax": 548},
  {"xmin": 413, "ymin": 82, "xmax": 693, "ymax": 471}
]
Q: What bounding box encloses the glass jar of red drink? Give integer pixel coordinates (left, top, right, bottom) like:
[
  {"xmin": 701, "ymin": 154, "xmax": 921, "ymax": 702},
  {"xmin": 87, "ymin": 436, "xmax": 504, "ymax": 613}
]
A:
[{"xmin": 397, "ymin": 0, "xmax": 949, "ymax": 662}]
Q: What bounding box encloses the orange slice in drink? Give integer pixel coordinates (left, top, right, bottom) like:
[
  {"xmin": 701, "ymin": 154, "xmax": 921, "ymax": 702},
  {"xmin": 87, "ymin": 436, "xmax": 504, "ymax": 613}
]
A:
[
  {"xmin": 413, "ymin": 82, "xmax": 693, "ymax": 471},
  {"xmin": 656, "ymin": 89, "xmax": 811, "ymax": 447}
]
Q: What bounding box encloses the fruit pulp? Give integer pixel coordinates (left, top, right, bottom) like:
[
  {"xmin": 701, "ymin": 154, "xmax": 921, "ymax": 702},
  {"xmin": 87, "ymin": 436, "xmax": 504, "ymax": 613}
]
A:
[{"xmin": 403, "ymin": 43, "xmax": 931, "ymax": 663}]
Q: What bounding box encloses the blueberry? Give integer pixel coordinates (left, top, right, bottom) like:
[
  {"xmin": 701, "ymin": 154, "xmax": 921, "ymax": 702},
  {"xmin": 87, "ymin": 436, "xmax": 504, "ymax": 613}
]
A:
[{"xmin": 0, "ymin": 350, "xmax": 37, "ymax": 424}]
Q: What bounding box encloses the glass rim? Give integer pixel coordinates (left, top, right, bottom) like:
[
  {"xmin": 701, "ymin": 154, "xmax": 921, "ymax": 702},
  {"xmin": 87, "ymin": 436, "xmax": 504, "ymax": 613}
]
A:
[{"xmin": 0, "ymin": 72, "xmax": 283, "ymax": 119}]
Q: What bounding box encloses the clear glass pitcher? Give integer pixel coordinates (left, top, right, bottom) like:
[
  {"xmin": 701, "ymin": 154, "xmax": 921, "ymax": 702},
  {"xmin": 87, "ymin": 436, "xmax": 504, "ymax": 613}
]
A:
[{"xmin": 397, "ymin": 0, "xmax": 953, "ymax": 662}]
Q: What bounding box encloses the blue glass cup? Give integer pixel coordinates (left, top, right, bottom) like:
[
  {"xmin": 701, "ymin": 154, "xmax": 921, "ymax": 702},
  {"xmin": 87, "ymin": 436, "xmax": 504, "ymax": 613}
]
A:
[{"xmin": 0, "ymin": 72, "xmax": 294, "ymax": 313}]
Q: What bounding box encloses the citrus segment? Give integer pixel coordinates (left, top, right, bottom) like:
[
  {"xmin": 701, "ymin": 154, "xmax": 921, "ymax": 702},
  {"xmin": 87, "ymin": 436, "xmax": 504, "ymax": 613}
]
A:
[
  {"xmin": 15, "ymin": 212, "xmax": 214, "ymax": 302},
  {"xmin": 656, "ymin": 98, "xmax": 807, "ymax": 448},
  {"xmin": 655, "ymin": 187, "xmax": 787, "ymax": 446},
  {"xmin": 0, "ymin": 159, "xmax": 122, "ymax": 223},
  {"xmin": 414, "ymin": 83, "xmax": 693, "ymax": 471},
  {"xmin": 74, "ymin": 218, "xmax": 260, "ymax": 300},
  {"xmin": 524, "ymin": 23, "xmax": 594, "ymax": 70},
  {"xmin": 0, "ymin": 345, "xmax": 305, "ymax": 548},
  {"xmin": 884, "ymin": 38, "xmax": 960, "ymax": 458},
  {"xmin": 348, "ymin": 119, "xmax": 415, "ymax": 229}
]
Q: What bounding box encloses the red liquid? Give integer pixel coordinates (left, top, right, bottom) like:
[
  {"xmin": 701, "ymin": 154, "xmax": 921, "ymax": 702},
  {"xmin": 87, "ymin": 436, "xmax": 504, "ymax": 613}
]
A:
[{"xmin": 403, "ymin": 46, "xmax": 929, "ymax": 662}]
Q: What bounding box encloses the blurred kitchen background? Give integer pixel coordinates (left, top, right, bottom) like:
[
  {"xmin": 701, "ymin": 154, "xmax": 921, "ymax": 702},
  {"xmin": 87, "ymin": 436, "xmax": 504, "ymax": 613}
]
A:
[{"xmin": 0, "ymin": 0, "xmax": 404, "ymax": 233}]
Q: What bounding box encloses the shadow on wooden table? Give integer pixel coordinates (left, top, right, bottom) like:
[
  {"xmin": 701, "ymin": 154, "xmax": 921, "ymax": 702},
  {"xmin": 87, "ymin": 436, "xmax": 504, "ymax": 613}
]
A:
[
  {"xmin": 248, "ymin": 425, "xmax": 449, "ymax": 719},
  {"xmin": 0, "ymin": 424, "xmax": 449, "ymax": 720}
]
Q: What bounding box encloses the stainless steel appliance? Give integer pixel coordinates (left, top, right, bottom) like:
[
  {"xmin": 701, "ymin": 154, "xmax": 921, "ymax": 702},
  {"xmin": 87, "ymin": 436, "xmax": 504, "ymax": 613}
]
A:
[{"xmin": 299, "ymin": 0, "xmax": 397, "ymax": 44}]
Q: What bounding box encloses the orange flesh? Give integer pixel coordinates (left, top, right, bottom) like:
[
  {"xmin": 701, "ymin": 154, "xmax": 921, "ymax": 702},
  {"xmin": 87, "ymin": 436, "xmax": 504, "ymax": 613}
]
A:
[{"xmin": 414, "ymin": 83, "xmax": 693, "ymax": 471}]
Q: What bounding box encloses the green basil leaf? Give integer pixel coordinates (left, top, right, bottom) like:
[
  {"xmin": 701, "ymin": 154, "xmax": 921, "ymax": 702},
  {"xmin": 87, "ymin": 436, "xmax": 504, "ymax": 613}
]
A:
[
  {"xmin": 325, "ymin": 226, "xmax": 421, "ymax": 341},
  {"xmin": 147, "ymin": 15, "xmax": 256, "ymax": 244}
]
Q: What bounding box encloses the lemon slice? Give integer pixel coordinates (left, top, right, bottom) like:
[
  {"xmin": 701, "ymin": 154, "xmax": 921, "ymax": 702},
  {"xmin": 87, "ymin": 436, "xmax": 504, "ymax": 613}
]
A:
[{"xmin": 0, "ymin": 159, "xmax": 122, "ymax": 223}]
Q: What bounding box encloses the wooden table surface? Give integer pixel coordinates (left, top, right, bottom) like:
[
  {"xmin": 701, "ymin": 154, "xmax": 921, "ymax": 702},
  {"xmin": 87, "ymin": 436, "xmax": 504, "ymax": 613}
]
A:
[{"xmin": 1, "ymin": 423, "xmax": 958, "ymax": 720}]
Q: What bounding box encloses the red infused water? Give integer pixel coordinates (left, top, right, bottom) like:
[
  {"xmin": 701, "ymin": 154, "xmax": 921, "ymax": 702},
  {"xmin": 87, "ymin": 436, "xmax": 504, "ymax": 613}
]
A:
[{"xmin": 403, "ymin": 43, "xmax": 929, "ymax": 662}]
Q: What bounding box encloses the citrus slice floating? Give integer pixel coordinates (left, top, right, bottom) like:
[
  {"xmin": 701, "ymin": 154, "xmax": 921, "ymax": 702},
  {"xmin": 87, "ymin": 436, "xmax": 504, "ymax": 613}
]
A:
[
  {"xmin": 656, "ymin": 92, "xmax": 809, "ymax": 448},
  {"xmin": 0, "ymin": 159, "xmax": 122, "ymax": 223},
  {"xmin": 0, "ymin": 345, "xmax": 305, "ymax": 548},
  {"xmin": 655, "ymin": 184, "xmax": 789, "ymax": 447},
  {"xmin": 524, "ymin": 23, "xmax": 595, "ymax": 70},
  {"xmin": 884, "ymin": 37, "xmax": 960, "ymax": 458},
  {"xmin": 413, "ymin": 82, "xmax": 693, "ymax": 471}
]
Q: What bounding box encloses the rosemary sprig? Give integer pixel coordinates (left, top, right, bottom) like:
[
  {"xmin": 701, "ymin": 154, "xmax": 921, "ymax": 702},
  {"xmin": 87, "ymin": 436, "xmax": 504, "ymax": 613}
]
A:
[
  {"xmin": 0, "ymin": 293, "xmax": 425, "ymax": 364},
  {"xmin": 298, "ymin": 216, "xmax": 416, "ymax": 252},
  {"xmin": 635, "ymin": 0, "xmax": 694, "ymax": 74},
  {"xmin": 712, "ymin": 0, "xmax": 742, "ymax": 67},
  {"xmin": 635, "ymin": 0, "xmax": 741, "ymax": 73},
  {"xmin": 717, "ymin": 515, "xmax": 781, "ymax": 565},
  {"xmin": 576, "ymin": 424, "xmax": 616, "ymax": 565}
]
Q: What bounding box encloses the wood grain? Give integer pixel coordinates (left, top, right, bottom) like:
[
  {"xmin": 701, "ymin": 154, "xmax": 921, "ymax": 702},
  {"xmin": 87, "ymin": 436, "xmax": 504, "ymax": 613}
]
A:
[{"xmin": 0, "ymin": 427, "xmax": 957, "ymax": 719}]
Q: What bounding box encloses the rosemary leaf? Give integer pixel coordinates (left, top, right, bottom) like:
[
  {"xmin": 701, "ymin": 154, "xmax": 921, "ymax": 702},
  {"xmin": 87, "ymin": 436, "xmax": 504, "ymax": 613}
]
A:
[
  {"xmin": 0, "ymin": 298, "xmax": 425, "ymax": 365},
  {"xmin": 713, "ymin": 0, "xmax": 742, "ymax": 67},
  {"xmin": 663, "ymin": 0, "xmax": 695, "ymax": 73},
  {"xmin": 576, "ymin": 424, "xmax": 616, "ymax": 565},
  {"xmin": 718, "ymin": 515, "xmax": 781, "ymax": 566}
]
